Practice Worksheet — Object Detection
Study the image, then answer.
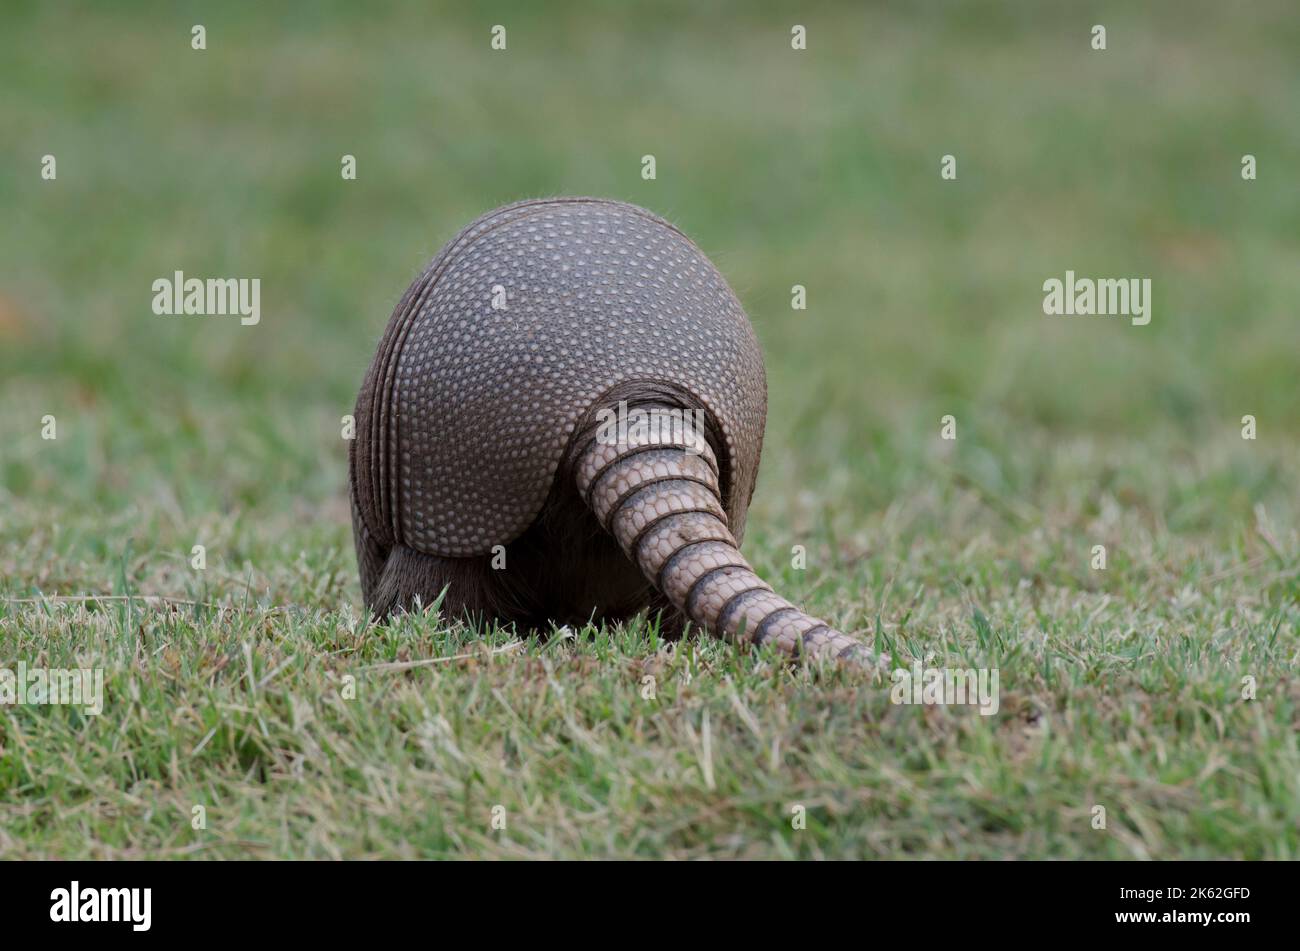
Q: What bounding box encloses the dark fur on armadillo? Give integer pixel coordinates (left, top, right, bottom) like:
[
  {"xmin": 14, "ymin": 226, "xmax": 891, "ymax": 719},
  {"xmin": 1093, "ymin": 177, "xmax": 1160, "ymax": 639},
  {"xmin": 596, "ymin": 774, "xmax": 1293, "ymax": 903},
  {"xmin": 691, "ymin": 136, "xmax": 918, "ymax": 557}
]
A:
[{"xmin": 350, "ymin": 198, "xmax": 871, "ymax": 664}]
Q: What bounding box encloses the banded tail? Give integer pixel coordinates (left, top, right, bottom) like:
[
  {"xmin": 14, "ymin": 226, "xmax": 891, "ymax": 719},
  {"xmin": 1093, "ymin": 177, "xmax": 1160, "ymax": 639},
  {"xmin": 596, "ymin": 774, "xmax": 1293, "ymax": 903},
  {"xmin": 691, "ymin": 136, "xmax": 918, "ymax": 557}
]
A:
[{"xmin": 575, "ymin": 403, "xmax": 877, "ymax": 666}]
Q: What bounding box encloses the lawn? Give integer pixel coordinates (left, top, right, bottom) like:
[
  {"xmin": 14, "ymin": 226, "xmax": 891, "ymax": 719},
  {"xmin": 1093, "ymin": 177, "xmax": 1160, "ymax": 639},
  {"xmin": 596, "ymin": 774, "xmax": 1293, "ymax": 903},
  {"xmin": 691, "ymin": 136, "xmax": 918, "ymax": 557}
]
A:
[{"xmin": 0, "ymin": 1, "xmax": 1297, "ymax": 858}]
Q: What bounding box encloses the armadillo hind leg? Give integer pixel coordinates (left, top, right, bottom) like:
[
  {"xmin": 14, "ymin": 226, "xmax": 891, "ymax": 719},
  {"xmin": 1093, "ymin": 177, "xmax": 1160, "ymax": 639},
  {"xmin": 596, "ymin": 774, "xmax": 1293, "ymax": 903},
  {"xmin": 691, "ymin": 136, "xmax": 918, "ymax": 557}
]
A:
[{"xmin": 575, "ymin": 405, "xmax": 876, "ymax": 667}]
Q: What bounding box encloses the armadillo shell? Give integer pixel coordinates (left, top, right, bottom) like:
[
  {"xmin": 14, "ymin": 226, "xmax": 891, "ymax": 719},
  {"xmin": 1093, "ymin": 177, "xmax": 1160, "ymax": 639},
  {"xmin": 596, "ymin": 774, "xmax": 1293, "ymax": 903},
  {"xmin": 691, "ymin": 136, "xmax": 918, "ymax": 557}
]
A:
[{"xmin": 351, "ymin": 197, "xmax": 768, "ymax": 558}]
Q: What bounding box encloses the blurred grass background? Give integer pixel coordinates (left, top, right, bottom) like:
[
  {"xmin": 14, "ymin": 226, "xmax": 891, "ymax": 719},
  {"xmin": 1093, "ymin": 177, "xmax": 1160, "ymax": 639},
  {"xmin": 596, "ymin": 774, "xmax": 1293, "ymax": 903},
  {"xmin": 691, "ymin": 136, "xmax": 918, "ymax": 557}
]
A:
[
  {"xmin": 2, "ymin": 1, "xmax": 1297, "ymax": 517},
  {"xmin": 2, "ymin": 3, "xmax": 1300, "ymax": 509},
  {"xmin": 0, "ymin": 1, "xmax": 1297, "ymax": 858}
]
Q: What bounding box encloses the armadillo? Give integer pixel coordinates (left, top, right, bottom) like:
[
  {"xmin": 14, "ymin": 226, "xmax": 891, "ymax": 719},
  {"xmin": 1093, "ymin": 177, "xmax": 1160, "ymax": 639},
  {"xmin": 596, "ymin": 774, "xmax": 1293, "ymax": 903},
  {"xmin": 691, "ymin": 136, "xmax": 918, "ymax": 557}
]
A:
[{"xmin": 349, "ymin": 197, "xmax": 872, "ymax": 665}]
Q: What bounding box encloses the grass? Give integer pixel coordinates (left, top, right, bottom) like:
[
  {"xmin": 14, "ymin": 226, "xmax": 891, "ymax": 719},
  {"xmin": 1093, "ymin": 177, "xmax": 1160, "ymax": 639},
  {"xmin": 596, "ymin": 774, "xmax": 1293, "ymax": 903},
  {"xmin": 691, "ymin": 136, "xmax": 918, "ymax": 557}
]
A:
[{"xmin": 1, "ymin": 0, "xmax": 1297, "ymax": 858}]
